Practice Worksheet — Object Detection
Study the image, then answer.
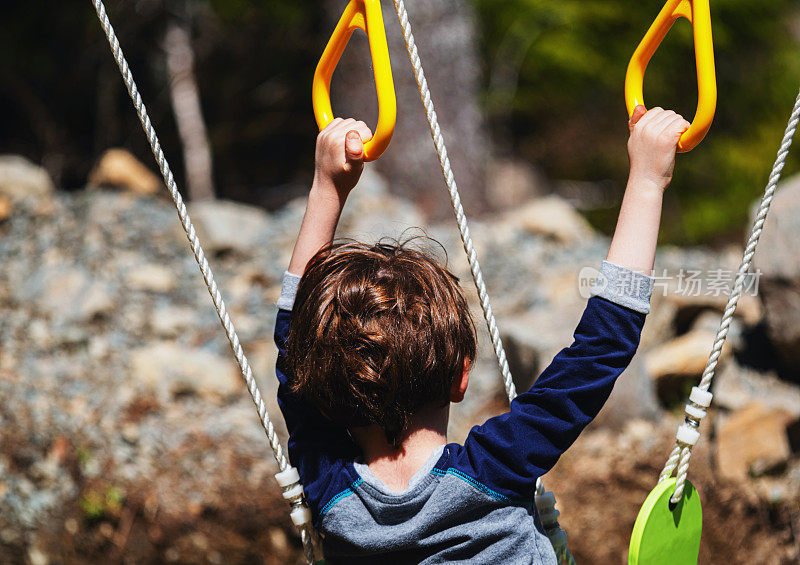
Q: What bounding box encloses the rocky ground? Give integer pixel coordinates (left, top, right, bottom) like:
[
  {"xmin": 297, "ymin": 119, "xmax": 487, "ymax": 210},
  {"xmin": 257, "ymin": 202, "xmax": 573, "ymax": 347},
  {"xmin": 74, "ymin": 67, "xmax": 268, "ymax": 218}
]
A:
[{"xmin": 1, "ymin": 153, "xmax": 799, "ymax": 563}]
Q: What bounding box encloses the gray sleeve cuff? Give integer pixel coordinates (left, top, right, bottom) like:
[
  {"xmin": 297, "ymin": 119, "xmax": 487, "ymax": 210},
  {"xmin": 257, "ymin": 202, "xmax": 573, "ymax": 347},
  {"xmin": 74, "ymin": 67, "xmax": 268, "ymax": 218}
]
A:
[
  {"xmin": 276, "ymin": 271, "xmax": 302, "ymax": 311},
  {"xmin": 590, "ymin": 261, "xmax": 654, "ymax": 314}
]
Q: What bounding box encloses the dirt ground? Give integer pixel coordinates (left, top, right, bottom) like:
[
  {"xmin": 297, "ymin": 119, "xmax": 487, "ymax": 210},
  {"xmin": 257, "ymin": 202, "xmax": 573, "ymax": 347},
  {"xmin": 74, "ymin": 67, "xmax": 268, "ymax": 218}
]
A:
[{"xmin": 3, "ymin": 404, "xmax": 797, "ymax": 564}]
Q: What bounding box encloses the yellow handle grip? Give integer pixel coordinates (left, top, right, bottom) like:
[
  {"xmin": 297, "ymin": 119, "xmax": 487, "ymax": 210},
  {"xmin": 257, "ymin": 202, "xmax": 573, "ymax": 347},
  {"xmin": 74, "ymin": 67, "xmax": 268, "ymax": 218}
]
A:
[
  {"xmin": 312, "ymin": 0, "xmax": 397, "ymax": 162},
  {"xmin": 625, "ymin": 0, "xmax": 717, "ymax": 153}
]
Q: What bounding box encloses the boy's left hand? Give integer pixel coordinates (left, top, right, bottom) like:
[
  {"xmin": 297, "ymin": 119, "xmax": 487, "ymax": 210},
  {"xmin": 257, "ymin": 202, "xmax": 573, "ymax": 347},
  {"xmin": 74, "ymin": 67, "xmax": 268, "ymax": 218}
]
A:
[
  {"xmin": 627, "ymin": 105, "xmax": 690, "ymax": 192},
  {"xmin": 314, "ymin": 118, "xmax": 374, "ymax": 197}
]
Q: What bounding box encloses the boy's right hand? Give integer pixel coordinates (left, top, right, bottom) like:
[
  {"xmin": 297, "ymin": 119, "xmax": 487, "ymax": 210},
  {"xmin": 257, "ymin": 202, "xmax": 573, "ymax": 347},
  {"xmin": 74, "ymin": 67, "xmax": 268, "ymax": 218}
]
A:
[
  {"xmin": 314, "ymin": 118, "xmax": 374, "ymax": 198},
  {"xmin": 627, "ymin": 105, "xmax": 690, "ymax": 192}
]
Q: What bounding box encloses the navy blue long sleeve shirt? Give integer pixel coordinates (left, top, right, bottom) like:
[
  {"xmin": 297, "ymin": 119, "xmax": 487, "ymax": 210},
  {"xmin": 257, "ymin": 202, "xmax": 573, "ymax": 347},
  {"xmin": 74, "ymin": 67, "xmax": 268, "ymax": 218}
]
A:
[{"xmin": 275, "ymin": 261, "xmax": 652, "ymax": 563}]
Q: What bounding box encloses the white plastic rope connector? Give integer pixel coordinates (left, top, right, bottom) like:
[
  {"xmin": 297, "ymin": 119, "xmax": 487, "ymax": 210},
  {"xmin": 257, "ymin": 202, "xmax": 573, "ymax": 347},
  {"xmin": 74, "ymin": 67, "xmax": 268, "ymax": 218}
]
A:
[
  {"xmin": 276, "ymin": 467, "xmax": 313, "ymax": 526},
  {"xmin": 658, "ymin": 87, "xmax": 800, "ymax": 505},
  {"xmin": 277, "ymin": 467, "xmax": 305, "ymax": 502},
  {"xmin": 276, "ymin": 471, "xmax": 316, "ymax": 554},
  {"xmin": 275, "ymin": 467, "xmax": 301, "ymax": 487},
  {"xmin": 676, "ymin": 423, "xmax": 701, "ymax": 447},
  {"xmin": 291, "ymin": 507, "xmax": 314, "ymax": 528},
  {"xmin": 689, "ymin": 387, "xmax": 713, "ymax": 408},
  {"xmin": 684, "ymin": 387, "xmax": 712, "ymax": 422}
]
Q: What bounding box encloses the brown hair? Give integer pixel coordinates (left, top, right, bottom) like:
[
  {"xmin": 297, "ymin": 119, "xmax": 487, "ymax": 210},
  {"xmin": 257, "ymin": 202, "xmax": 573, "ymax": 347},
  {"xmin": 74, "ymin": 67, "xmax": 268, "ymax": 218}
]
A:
[{"xmin": 286, "ymin": 239, "xmax": 477, "ymax": 446}]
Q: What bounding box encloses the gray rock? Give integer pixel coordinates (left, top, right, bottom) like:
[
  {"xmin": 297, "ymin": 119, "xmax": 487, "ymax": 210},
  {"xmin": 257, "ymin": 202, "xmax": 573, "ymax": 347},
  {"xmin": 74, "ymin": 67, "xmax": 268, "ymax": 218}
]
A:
[
  {"xmin": 500, "ymin": 302, "xmax": 587, "ymax": 376},
  {"xmin": 188, "ymin": 199, "xmax": 272, "ymax": 255},
  {"xmin": 0, "ymin": 155, "xmax": 55, "ymax": 202},
  {"xmin": 752, "ymin": 174, "xmax": 800, "ymax": 375},
  {"xmin": 596, "ymin": 354, "xmax": 662, "ymax": 427},
  {"xmin": 88, "ymin": 148, "xmax": 161, "ymax": 195},
  {"xmin": 644, "ymin": 329, "xmax": 731, "ymax": 382},
  {"xmin": 130, "ymin": 343, "xmax": 241, "ymax": 403},
  {"xmin": 504, "ymin": 196, "xmax": 595, "ymax": 245},
  {"xmin": 643, "ymin": 315, "xmax": 736, "ymax": 406},
  {"xmin": 714, "ymin": 362, "xmax": 800, "ymax": 417},
  {"xmin": 500, "ymin": 329, "xmax": 540, "ymax": 394},
  {"xmin": 150, "ymin": 306, "xmax": 198, "ymax": 338},
  {"xmin": 20, "ymin": 267, "xmax": 113, "ymax": 325},
  {"xmin": 337, "ymin": 169, "xmax": 425, "ymax": 241},
  {"xmin": 486, "ymin": 159, "xmax": 548, "ymax": 210},
  {"xmin": 690, "ymin": 310, "xmax": 744, "ymax": 351},
  {"xmin": 126, "ymin": 264, "xmax": 179, "ymax": 293}
]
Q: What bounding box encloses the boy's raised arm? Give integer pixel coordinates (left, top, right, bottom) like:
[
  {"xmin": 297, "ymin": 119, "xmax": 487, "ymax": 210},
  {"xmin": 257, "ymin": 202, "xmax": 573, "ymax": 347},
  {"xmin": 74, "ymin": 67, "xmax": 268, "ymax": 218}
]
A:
[
  {"xmin": 275, "ymin": 119, "xmax": 372, "ymax": 517},
  {"xmin": 287, "ymin": 118, "xmax": 373, "ymax": 277},
  {"xmin": 606, "ymin": 105, "xmax": 690, "ymax": 273},
  {"xmin": 454, "ymin": 107, "xmax": 689, "ymax": 502}
]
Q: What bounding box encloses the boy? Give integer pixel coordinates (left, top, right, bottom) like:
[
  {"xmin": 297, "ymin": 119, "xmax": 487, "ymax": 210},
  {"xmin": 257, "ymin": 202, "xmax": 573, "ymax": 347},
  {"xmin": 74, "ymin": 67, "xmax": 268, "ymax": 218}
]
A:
[{"xmin": 275, "ymin": 107, "xmax": 689, "ymax": 563}]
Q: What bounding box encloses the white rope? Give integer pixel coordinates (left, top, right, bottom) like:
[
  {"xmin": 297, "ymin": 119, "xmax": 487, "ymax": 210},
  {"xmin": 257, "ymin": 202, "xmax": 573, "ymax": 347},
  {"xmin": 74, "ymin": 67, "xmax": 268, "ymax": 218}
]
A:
[
  {"xmin": 88, "ymin": 2, "xmax": 316, "ymax": 562},
  {"xmin": 660, "ymin": 88, "xmax": 800, "ymax": 504},
  {"xmin": 390, "ymin": 2, "xmax": 573, "ymax": 563}
]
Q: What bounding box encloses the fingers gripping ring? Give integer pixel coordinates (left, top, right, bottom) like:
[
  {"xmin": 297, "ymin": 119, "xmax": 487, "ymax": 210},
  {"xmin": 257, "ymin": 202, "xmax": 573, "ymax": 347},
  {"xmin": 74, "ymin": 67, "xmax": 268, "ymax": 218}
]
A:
[
  {"xmin": 625, "ymin": 0, "xmax": 717, "ymax": 153},
  {"xmin": 312, "ymin": 0, "xmax": 397, "ymax": 162}
]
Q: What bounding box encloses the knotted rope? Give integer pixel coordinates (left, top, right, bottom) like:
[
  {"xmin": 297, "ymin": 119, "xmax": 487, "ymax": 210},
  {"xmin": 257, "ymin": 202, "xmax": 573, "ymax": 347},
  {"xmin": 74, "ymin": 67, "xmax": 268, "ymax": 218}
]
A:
[
  {"xmin": 659, "ymin": 88, "xmax": 800, "ymax": 504},
  {"xmin": 89, "ymin": 1, "xmax": 316, "ymax": 561},
  {"xmin": 391, "ymin": 1, "xmax": 574, "ymax": 562}
]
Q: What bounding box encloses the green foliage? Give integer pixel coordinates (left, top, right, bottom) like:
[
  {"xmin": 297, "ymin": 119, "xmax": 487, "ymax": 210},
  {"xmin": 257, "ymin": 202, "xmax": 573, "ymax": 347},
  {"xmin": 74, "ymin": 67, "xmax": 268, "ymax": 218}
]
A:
[
  {"xmin": 474, "ymin": 0, "xmax": 800, "ymax": 244},
  {"xmin": 80, "ymin": 485, "xmax": 125, "ymax": 521},
  {"xmin": 3, "ymin": 1, "xmax": 798, "ymax": 242}
]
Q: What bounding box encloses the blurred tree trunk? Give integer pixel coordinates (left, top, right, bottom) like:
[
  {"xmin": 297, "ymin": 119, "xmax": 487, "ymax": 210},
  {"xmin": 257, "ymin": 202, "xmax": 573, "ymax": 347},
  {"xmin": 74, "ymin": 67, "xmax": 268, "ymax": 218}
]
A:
[
  {"xmin": 164, "ymin": 20, "xmax": 215, "ymax": 201},
  {"xmin": 324, "ymin": 0, "xmax": 492, "ymax": 219}
]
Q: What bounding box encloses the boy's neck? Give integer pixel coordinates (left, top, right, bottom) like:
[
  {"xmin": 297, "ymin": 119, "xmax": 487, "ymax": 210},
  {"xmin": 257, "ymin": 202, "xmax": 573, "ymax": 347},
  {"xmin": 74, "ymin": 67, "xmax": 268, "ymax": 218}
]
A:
[{"xmin": 350, "ymin": 406, "xmax": 449, "ymax": 492}]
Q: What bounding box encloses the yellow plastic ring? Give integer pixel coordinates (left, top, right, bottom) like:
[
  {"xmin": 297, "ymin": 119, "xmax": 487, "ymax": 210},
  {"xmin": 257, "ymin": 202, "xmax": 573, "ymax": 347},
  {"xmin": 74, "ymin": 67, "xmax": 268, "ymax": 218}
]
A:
[
  {"xmin": 625, "ymin": 0, "xmax": 717, "ymax": 153},
  {"xmin": 312, "ymin": 0, "xmax": 397, "ymax": 162}
]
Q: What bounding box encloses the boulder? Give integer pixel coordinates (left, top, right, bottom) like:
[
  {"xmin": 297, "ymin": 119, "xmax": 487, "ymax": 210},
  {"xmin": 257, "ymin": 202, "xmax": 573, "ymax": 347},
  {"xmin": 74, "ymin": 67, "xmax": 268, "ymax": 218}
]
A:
[
  {"xmin": 188, "ymin": 199, "xmax": 272, "ymax": 256},
  {"xmin": 652, "ymin": 282, "xmax": 763, "ymax": 334},
  {"xmin": 149, "ymin": 306, "xmax": 198, "ymax": 338},
  {"xmin": 500, "ymin": 328, "xmax": 540, "ymax": 394},
  {"xmin": 645, "ymin": 330, "xmax": 717, "ymax": 380},
  {"xmin": 0, "ymin": 195, "xmax": 12, "ymax": 220},
  {"xmin": 486, "ymin": 159, "xmax": 548, "ymax": 210},
  {"xmin": 713, "ymin": 362, "xmax": 800, "ymax": 417},
  {"xmin": 716, "ymin": 403, "xmax": 794, "ymax": 480},
  {"xmin": 688, "ymin": 310, "xmax": 744, "ymax": 351},
  {"xmin": 0, "ymin": 155, "xmax": 55, "ymax": 202},
  {"xmin": 596, "ymin": 354, "xmax": 662, "ymax": 427},
  {"xmin": 669, "ymin": 292, "xmax": 762, "ymax": 329},
  {"xmin": 126, "ymin": 264, "xmax": 178, "ymax": 293},
  {"xmin": 752, "ymin": 174, "xmax": 800, "ymax": 376},
  {"xmin": 89, "ymin": 149, "xmax": 161, "ymax": 195},
  {"xmin": 506, "ymin": 196, "xmax": 594, "ymax": 245},
  {"xmin": 644, "ymin": 326, "xmax": 732, "ymax": 406},
  {"xmin": 498, "ymin": 299, "xmax": 660, "ymax": 424},
  {"xmin": 130, "ymin": 343, "xmax": 240, "ymax": 403},
  {"xmin": 639, "ymin": 291, "xmax": 678, "ymax": 349},
  {"xmin": 337, "ymin": 169, "xmax": 425, "ymax": 241},
  {"xmin": 22, "ymin": 267, "xmax": 114, "ymax": 325}
]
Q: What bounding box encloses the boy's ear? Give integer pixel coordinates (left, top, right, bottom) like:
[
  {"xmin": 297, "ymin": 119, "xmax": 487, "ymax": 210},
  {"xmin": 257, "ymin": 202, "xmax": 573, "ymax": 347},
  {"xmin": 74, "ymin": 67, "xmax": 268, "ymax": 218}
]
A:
[{"xmin": 450, "ymin": 359, "xmax": 471, "ymax": 403}]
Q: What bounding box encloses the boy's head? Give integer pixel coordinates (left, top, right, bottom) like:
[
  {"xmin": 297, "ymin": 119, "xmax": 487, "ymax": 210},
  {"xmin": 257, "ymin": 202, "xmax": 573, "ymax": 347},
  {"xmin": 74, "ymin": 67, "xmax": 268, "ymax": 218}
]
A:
[{"xmin": 287, "ymin": 239, "xmax": 476, "ymax": 446}]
